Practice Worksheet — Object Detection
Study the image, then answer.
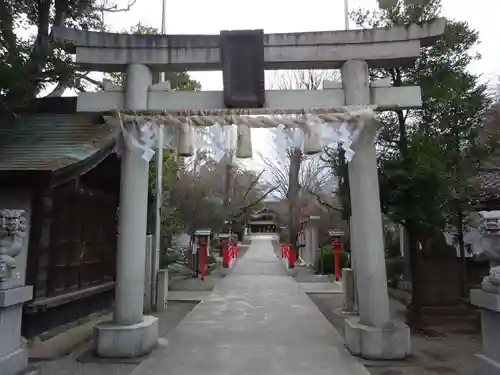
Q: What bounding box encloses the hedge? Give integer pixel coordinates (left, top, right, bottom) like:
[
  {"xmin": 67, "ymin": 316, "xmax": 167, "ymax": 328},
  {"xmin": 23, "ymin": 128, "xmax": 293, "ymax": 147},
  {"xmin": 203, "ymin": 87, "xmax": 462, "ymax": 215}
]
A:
[{"xmin": 315, "ymin": 246, "xmax": 350, "ymax": 274}]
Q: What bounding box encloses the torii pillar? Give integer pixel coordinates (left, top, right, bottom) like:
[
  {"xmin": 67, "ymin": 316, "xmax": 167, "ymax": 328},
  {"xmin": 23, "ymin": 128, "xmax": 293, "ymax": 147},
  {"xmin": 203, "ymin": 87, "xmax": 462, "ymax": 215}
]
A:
[
  {"xmin": 93, "ymin": 64, "xmax": 159, "ymax": 358},
  {"xmin": 341, "ymin": 60, "xmax": 409, "ymax": 359}
]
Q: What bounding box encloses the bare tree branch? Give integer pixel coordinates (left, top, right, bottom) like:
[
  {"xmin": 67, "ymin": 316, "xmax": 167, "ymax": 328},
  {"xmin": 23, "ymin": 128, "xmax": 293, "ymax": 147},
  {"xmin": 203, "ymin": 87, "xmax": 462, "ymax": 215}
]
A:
[
  {"xmin": 78, "ymin": 73, "xmax": 106, "ymax": 89},
  {"xmin": 233, "ymin": 186, "xmax": 278, "ymax": 218},
  {"xmin": 242, "ymin": 170, "xmax": 265, "ymax": 202},
  {"xmin": 306, "ymin": 188, "xmax": 343, "ymax": 213},
  {"xmin": 260, "ymin": 151, "xmax": 289, "ymax": 199},
  {"xmin": 94, "ymin": 0, "xmax": 138, "ymax": 13},
  {"xmin": 45, "ymin": 71, "xmax": 105, "ymax": 97},
  {"xmin": 260, "ymin": 69, "xmax": 341, "ymax": 249},
  {"xmin": 267, "ymin": 69, "xmax": 340, "ymax": 90}
]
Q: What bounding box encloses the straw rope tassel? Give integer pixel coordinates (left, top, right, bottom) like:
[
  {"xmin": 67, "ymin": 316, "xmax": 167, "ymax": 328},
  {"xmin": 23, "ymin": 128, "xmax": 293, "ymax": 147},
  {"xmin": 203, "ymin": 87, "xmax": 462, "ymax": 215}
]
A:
[
  {"xmin": 177, "ymin": 122, "xmax": 194, "ymax": 157},
  {"xmin": 104, "ymin": 105, "xmax": 378, "ymax": 163},
  {"xmin": 236, "ymin": 123, "xmax": 252, "ymax": 159},
  {"xmin": 303, "ymin": 125, "xmax": 322, "ymax": 155}
]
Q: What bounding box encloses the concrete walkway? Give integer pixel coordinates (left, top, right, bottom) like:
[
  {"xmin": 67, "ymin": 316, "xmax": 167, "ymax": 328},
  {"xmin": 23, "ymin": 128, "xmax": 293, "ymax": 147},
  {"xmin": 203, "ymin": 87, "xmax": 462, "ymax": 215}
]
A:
[{"xmin": 130, "ymin": 237, "xmax": 369, "ymax": 375}]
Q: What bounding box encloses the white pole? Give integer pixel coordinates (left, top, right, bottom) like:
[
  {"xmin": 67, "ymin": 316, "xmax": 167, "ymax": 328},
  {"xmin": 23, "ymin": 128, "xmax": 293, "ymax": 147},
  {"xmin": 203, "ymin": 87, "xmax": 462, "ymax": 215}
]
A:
[
  {"xmin": 159, "ymin": 0, "xmax": 167, "ymax": 82},
  {"xmin": 344, "ymin": 0, "xmax": 349, "ymax": 30},
  {"xmin": 226, "ymin": 127, "xmax": 236, "ymax": 240},
  {"xmin": 153, "ymin": 0, "xmax": 167, "ymax": 308},
  {"xmin": 153, "ymin": 124, "xmax": 164, "ymax": 306},
  {"xmin": 115, "ymin": 64, "xmax": 152, "ymax": 325}
]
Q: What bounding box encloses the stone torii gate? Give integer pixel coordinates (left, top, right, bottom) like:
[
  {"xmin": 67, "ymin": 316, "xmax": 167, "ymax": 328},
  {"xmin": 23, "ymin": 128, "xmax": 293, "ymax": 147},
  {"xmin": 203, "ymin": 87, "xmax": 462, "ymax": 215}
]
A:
[{"xmin": 52, "ymin": 19, "xmax": 445, "ymax": 360}]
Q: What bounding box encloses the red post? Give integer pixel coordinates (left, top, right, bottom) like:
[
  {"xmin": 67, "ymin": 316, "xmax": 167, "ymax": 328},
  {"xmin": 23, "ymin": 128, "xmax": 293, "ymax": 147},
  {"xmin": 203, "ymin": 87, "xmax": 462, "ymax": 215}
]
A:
[
  {"xmin": 222, "ymin": 246, "xmax": 230, "ymax": 269},
  {"xmin": 220, "ymin": 239, "xmax": 227, "ymax": 257},
  {"xmin": 332, "ymin": 240, "xmax": 341, "ymax": 281},
  {"xmin": 281, "ymin": 243, "xmax": 288, "ymax": 259},
  {"xmin": 233, "ymin": 239, "xmax": 238, "ymax": 258},
  {"xmin": 288, "ymin": 247, "xmax": 295, "ymax": 269},
  {"xmin": 200, "ymin": 246, "xmax": 206, "ymax": 281}
]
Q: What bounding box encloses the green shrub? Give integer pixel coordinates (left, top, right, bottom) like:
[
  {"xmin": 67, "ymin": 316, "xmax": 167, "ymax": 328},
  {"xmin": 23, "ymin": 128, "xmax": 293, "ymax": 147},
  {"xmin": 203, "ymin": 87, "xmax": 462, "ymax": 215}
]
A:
[
  {"xmin": 162, "ymin": 252, "xmax": 181, "ymax": 267},
  {"xmin": 386, "ymin": 256, "xmax": 405, "ymax": 288},
  {"xmin": 315, "ymin": 246, "xmax": 350, "ymax": 274},
  {"xmin": 279, "ymin": 232, "xmax": 289, "ymax": 243}
]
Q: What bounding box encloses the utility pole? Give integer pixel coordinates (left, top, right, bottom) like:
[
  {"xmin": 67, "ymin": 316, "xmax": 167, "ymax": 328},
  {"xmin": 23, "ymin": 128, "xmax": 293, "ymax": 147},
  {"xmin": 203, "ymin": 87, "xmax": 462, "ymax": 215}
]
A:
[
  {"xmin": 223, "ymin": 127, "xmax": 235, "ymax": 221},
  {"xmin": 153, "ymin": 0, "xmax": 167, "ymax": 307},
  {"xmin": 344, "ymin": 0, "xmax": 349, "ymax": 30},
  {"xmin": 159, "ymin": 0, "xmax": 167, "ymax": 83}
]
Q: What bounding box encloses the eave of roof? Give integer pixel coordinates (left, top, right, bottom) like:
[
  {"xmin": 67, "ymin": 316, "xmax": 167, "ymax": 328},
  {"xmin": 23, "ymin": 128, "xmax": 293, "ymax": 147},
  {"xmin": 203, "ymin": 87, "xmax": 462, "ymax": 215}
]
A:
[{"xmin": 0, "ymin": 111, "xmax": 119, "ymax": 172}]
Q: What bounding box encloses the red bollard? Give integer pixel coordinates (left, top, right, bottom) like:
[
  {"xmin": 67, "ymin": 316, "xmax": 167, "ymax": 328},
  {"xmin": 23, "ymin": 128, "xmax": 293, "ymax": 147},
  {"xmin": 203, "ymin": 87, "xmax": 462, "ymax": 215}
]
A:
[
  {"xmin": 200, "ymin": 246, "xmax": 206, "ymax": 281},
  {"xmin": 222, "ymin": 247, "xmax": 230, "ymax": 269},
  {"xmin": 220, "ymin": 239, "xmax": 227, "ymax": 257},
  {"xmin": 230, "ymin": 239, "xmax": 237, "ymax": 258},
  {"xmin": 281, "ymin": 243, "xmax": 288, "ymax": 259},
  {"xmin": 288, "ymin": 247, "xmax": 295, "ymax": 269}
]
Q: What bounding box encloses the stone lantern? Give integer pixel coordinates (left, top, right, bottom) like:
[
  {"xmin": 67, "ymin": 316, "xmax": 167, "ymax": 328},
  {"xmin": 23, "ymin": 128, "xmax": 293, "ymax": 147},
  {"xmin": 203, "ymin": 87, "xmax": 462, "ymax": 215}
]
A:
[{"xmin": 470, "ymin": 211, "xmax": 500, "ymax": 375}]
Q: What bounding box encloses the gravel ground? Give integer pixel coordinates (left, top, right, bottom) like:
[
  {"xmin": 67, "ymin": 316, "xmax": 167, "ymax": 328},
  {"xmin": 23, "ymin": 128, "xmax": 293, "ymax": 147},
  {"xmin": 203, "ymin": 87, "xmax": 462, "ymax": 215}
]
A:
[
  {"xmin": 277, "ymin": 244, "xmax": 482, "ymax": 375},
  {"xmin": 292, "ymin": 257, "xmax": 482, "ymax": 375},
  {"xmin": 293, "ymin": 264, "xmax": 337, "ymax": 283},
  {"xmin": 34, "ymin": 301, "xmax": 198, "ymax": 375},
  {"xmin": 308, "ymin": 292, "xmax": 481, "ymax": 375}
]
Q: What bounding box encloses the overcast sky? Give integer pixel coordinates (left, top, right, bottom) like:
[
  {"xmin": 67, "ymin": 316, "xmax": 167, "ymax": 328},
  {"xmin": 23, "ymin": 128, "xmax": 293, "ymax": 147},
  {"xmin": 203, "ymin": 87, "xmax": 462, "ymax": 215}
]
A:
[
  {"xmin": 104, "ymin": 0, "xmax": 500, "ymax": 90},
  {"xmin": 99, "ymin": 0, "xmax": 500, "ymax": 172}
]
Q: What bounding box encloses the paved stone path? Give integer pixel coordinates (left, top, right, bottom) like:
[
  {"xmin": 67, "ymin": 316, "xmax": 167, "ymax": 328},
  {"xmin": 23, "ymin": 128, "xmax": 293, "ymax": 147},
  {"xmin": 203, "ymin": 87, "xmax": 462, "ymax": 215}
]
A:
[
  {"xmin": 130, "ymin": 237, "xmax": 369, "ymax": 375},
  {"xmin": 298, "ymin": 282, "xmax": 343, "ymax": 294}
]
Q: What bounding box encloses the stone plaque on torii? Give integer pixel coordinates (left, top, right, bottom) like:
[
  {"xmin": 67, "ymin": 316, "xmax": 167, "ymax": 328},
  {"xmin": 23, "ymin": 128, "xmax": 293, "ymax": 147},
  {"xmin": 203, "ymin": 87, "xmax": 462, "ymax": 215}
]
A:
[{"xmin": 52, "ymin": 19, "xmax": 445, "ymax": 361}]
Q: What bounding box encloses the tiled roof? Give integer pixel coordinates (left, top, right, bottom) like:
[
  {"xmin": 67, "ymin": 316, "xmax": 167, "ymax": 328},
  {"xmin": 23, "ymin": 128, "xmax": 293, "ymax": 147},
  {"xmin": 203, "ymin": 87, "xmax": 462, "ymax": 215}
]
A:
[
  {"xmin": 470, "ymin": 169, "xmax": 500, "ymax": 200},
  {"xmin": 0, "ymin": 112, "xmax": 119, "ymax": 171},
  {"xmin": 469, "ymin": 102, "xmax": 500, "ymax": 201}
]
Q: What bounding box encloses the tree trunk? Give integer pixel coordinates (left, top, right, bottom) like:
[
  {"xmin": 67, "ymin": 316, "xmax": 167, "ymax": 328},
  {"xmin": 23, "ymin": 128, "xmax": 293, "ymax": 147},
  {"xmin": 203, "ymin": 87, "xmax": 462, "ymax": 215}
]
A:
[
  {"xmin": 338, "ymin": 147, "xmax": 351, "ymax": 223},
  {"xmin": 452, "ymin": 130, "xmax": 468, "ymax": 298},
  {"xmin": 320, "ymin": 246, "xmax": 324, "ymax": 274},
  {"xmin": 223, "ymin": 158, "xmax": 233, "ymax": 227},
  {"xmin": 392, "ymin": 96, "xmax": 426, "ymax": 331},
  {"xmin": 456, "ymin": 206, "xmax": 468, "ymax": 297},
  {"xmin": 288, "ymin": 148, "xmax": 302, "ymax": 258},
  {"xmin": 406, "ymin": 222, "xmax": 424, "ymax": 332}
]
